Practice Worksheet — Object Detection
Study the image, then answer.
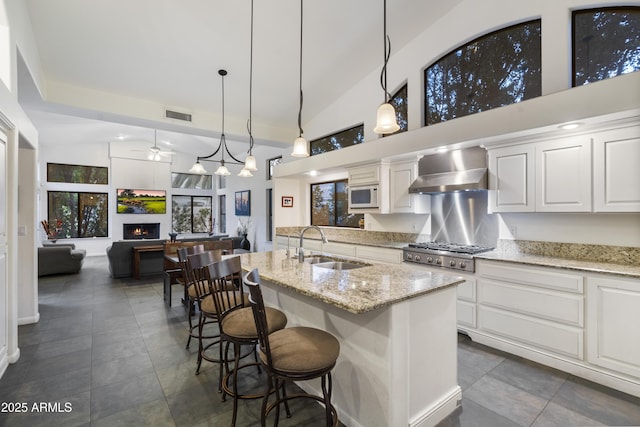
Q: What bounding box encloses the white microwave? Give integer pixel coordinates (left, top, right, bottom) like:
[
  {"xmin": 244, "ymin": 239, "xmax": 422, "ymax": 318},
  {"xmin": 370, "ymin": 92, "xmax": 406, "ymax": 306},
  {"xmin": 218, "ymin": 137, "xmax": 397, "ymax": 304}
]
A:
[{"xmin": 349, "ymin": 185, "xmax": 379, "ymax": 209}]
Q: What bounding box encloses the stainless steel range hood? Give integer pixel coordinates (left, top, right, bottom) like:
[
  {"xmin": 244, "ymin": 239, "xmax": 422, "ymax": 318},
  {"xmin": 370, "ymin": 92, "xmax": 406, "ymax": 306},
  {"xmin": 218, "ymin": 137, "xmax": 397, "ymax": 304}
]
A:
[{"xmin": 409, "ymin": 146, "xmax": 488, "ymax": 194}]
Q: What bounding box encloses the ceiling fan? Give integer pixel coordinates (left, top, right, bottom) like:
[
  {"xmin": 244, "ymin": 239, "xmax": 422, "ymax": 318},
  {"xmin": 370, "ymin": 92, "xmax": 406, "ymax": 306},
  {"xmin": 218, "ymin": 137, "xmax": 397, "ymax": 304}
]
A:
[{"xmin": 132, "ymin": 130, "xmax": 176, "ymax": 161}]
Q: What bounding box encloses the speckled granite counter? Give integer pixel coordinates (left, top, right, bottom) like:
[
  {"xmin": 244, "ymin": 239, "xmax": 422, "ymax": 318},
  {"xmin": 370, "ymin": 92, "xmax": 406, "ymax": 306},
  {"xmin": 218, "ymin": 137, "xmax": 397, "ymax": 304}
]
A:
[
  {"xmin": 238, "ymin": 249, "xmax": 464, "ymax": 313},
  {"xmin": 477, "ymin": 240, "xmax": 640, "ymax": 279}
]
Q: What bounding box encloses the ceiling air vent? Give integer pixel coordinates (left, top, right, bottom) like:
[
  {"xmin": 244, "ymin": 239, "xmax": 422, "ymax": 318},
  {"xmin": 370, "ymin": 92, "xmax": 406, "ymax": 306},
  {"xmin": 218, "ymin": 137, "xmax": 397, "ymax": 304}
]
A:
[{"xmin": 165, "ymin": 109, "xmax": 192, "ymax": 122}]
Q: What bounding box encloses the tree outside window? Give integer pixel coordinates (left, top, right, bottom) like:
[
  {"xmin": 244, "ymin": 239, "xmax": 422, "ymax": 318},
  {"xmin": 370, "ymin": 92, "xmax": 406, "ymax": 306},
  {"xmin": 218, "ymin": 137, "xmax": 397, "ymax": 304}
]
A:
[
  {"xmin": 311, "ymin": 180, "xmax": 362, "ymax": 228},
  {"xmin": 425, "ymin": 20, "xmax": 541, "ymax": 126},
  {"xmin": 47, "ymin": 191, "xmax": 108, "ymax": 238},
  {"xmin": 573, "ymin": 7, "xmax": 640, "ymax": 86},
  {"xmin": 310, "ymin": 124, "xmax": 365, "ymax": 156},
  {"xmin": 172, "ymin": 195, "xmax": 213, "ymax": 233}
]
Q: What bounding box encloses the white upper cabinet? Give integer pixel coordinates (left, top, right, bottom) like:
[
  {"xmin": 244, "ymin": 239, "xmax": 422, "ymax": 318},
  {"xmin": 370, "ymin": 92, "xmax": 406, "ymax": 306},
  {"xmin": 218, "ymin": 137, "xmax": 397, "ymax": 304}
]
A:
[
  {"xmin": 348, "ymin": 163, "xmax": 384, "ymax": 186},
  {"xmin": 535, "ymin": 136, "xmax": 592, "ymax": 212},
  {"xmin": 389, "ymin": 160, "xmax": 430, "ymax": 214},
  {"xmin": 593, "ymin": 126, "xmax": 640, "ymax": 212},
  {"xmin": 489, "ymin": 123, "xmax": 639, "ymax": 213},
  {"xmin": 488, "ymin": 144, "xmax": 535, "ymax": 212}
]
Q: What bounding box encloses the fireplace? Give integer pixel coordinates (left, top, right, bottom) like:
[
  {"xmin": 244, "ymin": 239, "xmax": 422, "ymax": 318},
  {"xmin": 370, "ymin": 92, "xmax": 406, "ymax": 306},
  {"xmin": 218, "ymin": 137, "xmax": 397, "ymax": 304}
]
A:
[{"xmin": 123, "ymin": 223, "xmax": 160, "ymax": 240}]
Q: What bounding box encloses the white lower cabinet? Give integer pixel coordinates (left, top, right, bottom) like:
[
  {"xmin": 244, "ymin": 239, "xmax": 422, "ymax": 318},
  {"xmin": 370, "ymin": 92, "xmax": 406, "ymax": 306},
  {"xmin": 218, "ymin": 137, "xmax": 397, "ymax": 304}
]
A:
[
  {"xmin": 470, "ymin": 259, "xmax": 640, "ymax": 398},
  {"xmin": 456, "ymin": 275, "xmax": 477, "ymax": 329},
  {"xmin": 587, "ymin": 275, "xmax": 640, "ymax": 379},
  {"xmin": 476, "ymin": 261, "xmax": 584, "ymax": 359}
]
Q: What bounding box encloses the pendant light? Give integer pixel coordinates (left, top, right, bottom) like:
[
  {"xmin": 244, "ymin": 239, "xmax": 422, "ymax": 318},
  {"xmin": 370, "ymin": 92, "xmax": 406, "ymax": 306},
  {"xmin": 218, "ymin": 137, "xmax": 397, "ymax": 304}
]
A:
[
  {"xmin": 373, "ymin": 0, "xmax": 400, "ymax": 135},
  {"xmin": 240, "ymin": 0, "xmax": 257, "ymax": 176},
  {"xmin": 189, "ymin": 69, "xmax": 247, "ymax": 176},
  {"xmin": 291, "ymin": 0, "xmax": 309, "ymax": 157}
]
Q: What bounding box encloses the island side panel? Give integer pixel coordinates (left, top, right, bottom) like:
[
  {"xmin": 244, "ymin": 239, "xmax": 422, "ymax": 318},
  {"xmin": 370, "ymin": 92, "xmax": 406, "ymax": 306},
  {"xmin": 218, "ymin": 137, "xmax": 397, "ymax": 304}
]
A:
[
  {"xmin": 260, "ymin": 278, "xmax": 394, "ymax": 427},
  {"xmin": 390, "ymin": 284, "xmax": 461, "ymax": 426}
]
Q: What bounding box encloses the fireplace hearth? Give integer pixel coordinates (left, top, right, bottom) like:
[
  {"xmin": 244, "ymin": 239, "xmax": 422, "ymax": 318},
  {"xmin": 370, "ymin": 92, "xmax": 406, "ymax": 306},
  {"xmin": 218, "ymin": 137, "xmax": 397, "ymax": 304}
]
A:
[{"xmin": 123, "ymin": 223, "xmax": 160, "ymax": 240}]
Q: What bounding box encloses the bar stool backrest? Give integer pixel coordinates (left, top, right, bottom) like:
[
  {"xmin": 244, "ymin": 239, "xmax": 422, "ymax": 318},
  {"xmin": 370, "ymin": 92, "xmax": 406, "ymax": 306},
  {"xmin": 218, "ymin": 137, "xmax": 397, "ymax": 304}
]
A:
[
  {"xmin": 244, "ymin": 269, "xmax": 275, "ymax": 369},
  {"xmin": 186, "ymin": 250, "xmax": 223, "ymax": 300},
  {"xmin": 204, "ymin": 256, "xmax": 245, "ymax": 318}
]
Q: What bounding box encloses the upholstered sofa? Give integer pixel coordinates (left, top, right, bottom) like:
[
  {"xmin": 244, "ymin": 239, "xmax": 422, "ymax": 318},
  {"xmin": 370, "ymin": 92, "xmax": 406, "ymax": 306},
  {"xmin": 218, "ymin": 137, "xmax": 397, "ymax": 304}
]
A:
[
  {"xmin": 106, "ymin": 235, "xmax": 234, "ymax": 279},
  {"xmin": 106, "ymin": 239, "xmax": 166, "ymax": 279},
  {"xmin": 38, "ymin": 243, "xmax": 86, "ymax": 276}
]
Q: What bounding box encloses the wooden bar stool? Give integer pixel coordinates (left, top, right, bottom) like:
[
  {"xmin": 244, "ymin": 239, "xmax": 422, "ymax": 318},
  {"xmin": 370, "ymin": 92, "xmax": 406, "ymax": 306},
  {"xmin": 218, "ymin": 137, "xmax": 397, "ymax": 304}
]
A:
[
  {"xmin": 204, "ymin": 257, "xmax": 288, "ymax": 427},
  {"xmin": 176, "ymin": 245, "xmax": 205, "ymax": 349},
  {"xmin": 185, "ymin": 250, "xmax": 225, "ymax": 376},
  {"xmin": 243, "ymin": 268, "xmax": 340, "ymax": 427}
]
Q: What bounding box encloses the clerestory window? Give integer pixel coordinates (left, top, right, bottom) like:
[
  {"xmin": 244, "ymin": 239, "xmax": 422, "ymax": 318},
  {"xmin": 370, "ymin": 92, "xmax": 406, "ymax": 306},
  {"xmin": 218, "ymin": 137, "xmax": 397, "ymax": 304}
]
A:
[
  {"xmin": 425, "ymin": 20, "xmax": 541, "ymax": 126},
  {"xmin": 573, "ymin": 7, "xmax": 640, "ymax": 86}
]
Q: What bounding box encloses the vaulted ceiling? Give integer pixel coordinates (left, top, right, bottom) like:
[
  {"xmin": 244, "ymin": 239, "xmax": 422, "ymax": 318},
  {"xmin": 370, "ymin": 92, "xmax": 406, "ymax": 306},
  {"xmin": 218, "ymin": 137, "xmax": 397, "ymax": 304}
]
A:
[{"xmin": 21, "ymin": 0, "xmax": 455, "ymax": 155}]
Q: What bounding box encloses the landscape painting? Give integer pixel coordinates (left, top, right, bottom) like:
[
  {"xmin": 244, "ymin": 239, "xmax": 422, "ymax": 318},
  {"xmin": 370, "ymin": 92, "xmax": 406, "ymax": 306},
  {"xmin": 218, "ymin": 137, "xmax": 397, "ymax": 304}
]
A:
[{"xmin": 117, "ymin": 189, "xmax": 166, "ymax": 214}]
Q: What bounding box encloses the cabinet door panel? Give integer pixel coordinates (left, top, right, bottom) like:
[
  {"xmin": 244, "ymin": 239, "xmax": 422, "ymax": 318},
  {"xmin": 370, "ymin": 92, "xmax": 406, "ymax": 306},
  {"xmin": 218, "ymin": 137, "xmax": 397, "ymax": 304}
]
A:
[
  {"xmin": 457, "ymin": 300, "xmax": 476, "ymax": 328},
  {"xmin": 593, "ymin": 127, "xmax": 640, "ymax": 212},
  {"xmin": 488, "ymin": 145, "xmax": 534, "ymax": 212},
  {"xmin": 587, "ymin": 276, "xmax": 640, "ymax": 378},
  {"xmin": 536, "ymin": 137, "xmax": 591, "ymax": 212}
]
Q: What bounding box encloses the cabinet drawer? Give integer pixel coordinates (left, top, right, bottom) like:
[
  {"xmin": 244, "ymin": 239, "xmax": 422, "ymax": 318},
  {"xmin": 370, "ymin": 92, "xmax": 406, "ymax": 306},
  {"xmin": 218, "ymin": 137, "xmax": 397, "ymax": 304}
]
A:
[
  {"xmin": 479, "ymin": 279, "xmax": 583, "ymax": 326},
  {"xmin": 479, "ymin": 306, "xmax": 584, "ymax": 359},
  {"xmin": 457, "ymin": 300, "xmax": 476, "ymax": 328},
  {"xmin": 478, "ymin": 261, "xmax": 583, "ymax": 293},
  {"xmin": 355, "ymin": 246, "xmax": 402, "ymax": 263},
  {"xmin": 457, "ymin": 278, "xmax": 476, "ymax": 302}
]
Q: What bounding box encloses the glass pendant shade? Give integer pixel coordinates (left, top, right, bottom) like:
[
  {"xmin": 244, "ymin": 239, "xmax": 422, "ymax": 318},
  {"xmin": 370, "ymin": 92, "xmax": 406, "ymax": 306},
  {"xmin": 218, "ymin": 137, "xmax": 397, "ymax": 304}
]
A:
[
  {"xmin": 148, "ymin": 152, "xmax": 162, "ymax": 161},
  {"xmin": 214, "ymin": 163, "xmax": 231, "ymax": 176},
  {"xmin": 189, "ymin": 161, "xmax": 206, "ymax": 174},
  {"xmin": 374, "ymin": 102, "xmax": 400, "ymax": 134},
  {"xmin": 291, "ymin": 136, "xmax": 309, "ymax": 157},
  {"xmin": 244, "ymin": 154, "xmax": 257, "ymax": 171},
  {"xmin": 238, "ymin": 167, "xmax": 253, "ymax": 177}
]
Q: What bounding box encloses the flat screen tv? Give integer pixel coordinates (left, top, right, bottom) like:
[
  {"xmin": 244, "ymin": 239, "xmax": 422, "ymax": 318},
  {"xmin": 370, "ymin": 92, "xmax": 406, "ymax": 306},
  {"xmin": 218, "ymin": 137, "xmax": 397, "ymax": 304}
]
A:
[{"xmin": 117, "ymin": 188, "xmax": 166, "ymax": 214}]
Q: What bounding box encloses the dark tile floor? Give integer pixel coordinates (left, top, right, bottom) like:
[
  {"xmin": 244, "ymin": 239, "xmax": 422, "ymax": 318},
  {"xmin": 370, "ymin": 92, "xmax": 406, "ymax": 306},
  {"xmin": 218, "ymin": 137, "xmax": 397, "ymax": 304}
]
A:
[{"xmin": 1, "ymin": 255, "xmax": 639, "ymax": 426}]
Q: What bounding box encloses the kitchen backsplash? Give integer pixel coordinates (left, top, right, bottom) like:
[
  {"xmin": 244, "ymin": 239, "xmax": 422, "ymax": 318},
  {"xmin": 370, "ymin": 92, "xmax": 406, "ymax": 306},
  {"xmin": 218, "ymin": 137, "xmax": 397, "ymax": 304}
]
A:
[
  {"xmin": 275, "ymin": 226, "xmax": 429, "ymax": 248},
  {"xmin": 497, "ymin": 239, "xmax": 640, "ymax": 266}
]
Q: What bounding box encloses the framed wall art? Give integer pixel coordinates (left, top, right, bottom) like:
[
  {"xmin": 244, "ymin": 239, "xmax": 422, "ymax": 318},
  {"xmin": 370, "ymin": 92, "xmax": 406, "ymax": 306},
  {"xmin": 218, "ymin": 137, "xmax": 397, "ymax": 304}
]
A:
[
  {"xmin": 281, "ymin": 196, "xmax": 294, "ymax": 207},
  {"xmin": 235, "ymin": 190, "xmax": 251, "ymax": 216}
]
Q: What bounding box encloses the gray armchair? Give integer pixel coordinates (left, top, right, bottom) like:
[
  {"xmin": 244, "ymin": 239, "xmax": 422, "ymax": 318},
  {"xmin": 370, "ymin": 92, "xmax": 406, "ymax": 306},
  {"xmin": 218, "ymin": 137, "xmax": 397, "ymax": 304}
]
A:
[{"xmin": 38, "ymin": 245, "xmax": 86, "ymax": 276}]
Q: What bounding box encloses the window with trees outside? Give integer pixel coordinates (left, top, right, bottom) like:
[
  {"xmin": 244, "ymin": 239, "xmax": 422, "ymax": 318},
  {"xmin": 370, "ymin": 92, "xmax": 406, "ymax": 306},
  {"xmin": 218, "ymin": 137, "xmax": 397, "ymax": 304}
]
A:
[
  {"xmin": 573, "ymin": 7, "xmax": 640, "ymax": 87},
  {"xmin": 47, "ymin": 191, "xmax": 108, "ymax": 238},
  {"xmin": 47, "ymin": 163, "xmax": 108, "ymax": 184},
  {"xmin": 425, "ymin": 20, "xmax": 541, "ymax": 126},
  {"xmin": 310, "ymin": 124, "xmax": 365, "ymax": 155},
  {"xmin": 172, "ymin": 195, "xmax": 213, "ymax": 233},
  {"xmin": 310, "ymin": 180, "xmax": 363, "ymax": 228}
]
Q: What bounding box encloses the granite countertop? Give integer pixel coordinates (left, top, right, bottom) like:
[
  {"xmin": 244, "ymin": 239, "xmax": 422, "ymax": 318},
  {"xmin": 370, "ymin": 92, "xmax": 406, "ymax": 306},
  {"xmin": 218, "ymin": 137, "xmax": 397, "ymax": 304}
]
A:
[
  {"xmin": 476, "ymin": 251, "xmax": 640, "ymax": 279},
  {"xmin": 238, "ymin": 250, "xmax": 464, "ymax": 314}
]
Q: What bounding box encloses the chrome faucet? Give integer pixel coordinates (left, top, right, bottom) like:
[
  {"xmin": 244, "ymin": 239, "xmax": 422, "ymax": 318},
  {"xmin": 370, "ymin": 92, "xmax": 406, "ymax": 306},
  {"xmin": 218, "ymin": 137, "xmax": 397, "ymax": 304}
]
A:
[{"xmin": 298, "ymin": 225, "xmax": 328, "ymax": 262}]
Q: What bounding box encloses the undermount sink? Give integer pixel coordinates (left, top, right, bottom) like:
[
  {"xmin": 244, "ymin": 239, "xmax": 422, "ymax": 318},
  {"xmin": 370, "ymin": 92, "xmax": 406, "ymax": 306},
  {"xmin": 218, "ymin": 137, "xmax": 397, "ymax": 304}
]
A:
[{"xmin": 304, "ymin": 256, "xmax": 369, "ymax": 270}]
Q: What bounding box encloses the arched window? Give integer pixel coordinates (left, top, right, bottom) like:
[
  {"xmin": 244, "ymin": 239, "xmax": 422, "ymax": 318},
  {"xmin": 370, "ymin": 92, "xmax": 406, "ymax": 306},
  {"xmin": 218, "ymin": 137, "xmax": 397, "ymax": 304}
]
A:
[
  {"xmin": 573, "ymin": 7, "xmax": 640, "ymax": 86},
  {"xmin": 424, "ymin": 20, "xmax": 541, "ymax": 126}
]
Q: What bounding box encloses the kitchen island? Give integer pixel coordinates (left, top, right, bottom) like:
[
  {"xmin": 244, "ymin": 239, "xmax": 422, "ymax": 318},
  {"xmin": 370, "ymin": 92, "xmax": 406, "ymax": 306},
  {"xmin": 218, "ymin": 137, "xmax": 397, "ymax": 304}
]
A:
[{"xmin": 238, "ymin": 250, "xmax": 465, "ymax": 427}]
